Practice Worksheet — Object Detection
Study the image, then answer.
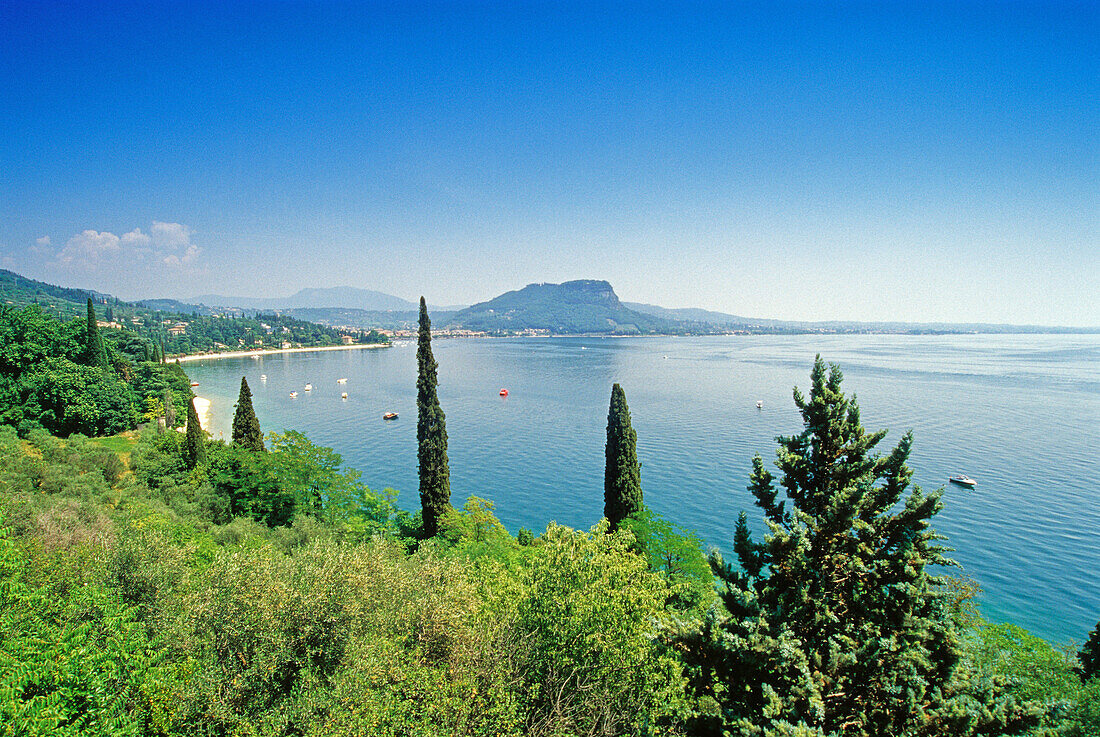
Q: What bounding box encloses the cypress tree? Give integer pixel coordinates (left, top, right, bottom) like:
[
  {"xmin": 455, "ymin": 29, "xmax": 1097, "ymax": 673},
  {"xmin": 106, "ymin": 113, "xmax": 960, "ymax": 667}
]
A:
[
  {"xmin": 84, "ymin": 298, "xmax": 109, "ymax": 370},
  {"xmin": 184, "ymin": 397, "xmax": 205, "ymax": 469},
  {"xmin": 1079, "ymin": 622, "xmax": 1100, "ymax": 681},
  {"xmin": 163, "ymin": 388, "xmax": 176, "ymax": 428},
  {"xmin": 679, "ymin": 356, "xmax": 1036, "ymax": 736},
  {"xmin": 231, "ymin": 376, "xmax": 264, "ymax": 451},
  {"xmin": 604, "ymin": 383, "xmax": 642, "ymax": 529},
  {"xmin": 416, "ymin": 297, "xmax": 451, "ymax": 537}
]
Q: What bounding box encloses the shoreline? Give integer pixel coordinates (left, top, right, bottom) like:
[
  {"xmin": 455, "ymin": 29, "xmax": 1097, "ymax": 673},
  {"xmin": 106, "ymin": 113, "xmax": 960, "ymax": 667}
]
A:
[{"xmin": 173, "ymin": 342, "xmax": 390, "ymax": 363}]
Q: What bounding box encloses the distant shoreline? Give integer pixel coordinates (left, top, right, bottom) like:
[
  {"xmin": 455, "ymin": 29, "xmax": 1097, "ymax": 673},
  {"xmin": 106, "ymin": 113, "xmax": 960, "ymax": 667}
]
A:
[{"xmin": 173, "ymin": 343, "xmax": 390, "ymax": 363}]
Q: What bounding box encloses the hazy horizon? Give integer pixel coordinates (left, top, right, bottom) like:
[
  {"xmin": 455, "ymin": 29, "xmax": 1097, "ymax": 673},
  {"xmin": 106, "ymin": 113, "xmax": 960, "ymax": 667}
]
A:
[{"xmin": 1, "ymin": 2, "xmax": 1096, "ymax": 326}]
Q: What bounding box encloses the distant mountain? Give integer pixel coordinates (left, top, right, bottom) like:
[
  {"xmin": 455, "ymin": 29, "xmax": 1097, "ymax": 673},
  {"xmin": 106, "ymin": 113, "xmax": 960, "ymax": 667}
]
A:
[
  {"xmin": 136, "ymin": 298, "xmax": 218, "ymax": 315},
  {"xmin": 624, "ymin": 302, "xmax": 785, "ymax": 328},
  {"xmin": 447, "ymin": 280, "xmax": 677, "ymax": 335},
  {"xmin": 189, "ymin": 286, "xmax": 420, "ymax": 312},
  {"xmin": 286, "ymin": 307, "xmax": 458, "ymax": 331}
]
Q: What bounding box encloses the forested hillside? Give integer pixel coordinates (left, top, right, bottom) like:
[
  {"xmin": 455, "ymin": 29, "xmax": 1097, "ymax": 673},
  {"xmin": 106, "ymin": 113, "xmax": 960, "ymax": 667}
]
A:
[{"xmin": 0, "ymin": 269, "xmax": 387, "ymax": 357}]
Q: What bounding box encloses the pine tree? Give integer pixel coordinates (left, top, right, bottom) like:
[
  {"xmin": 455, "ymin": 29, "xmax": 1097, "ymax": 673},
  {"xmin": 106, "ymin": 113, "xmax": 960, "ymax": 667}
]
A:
[
  {"xmin": 416, "ymin": 297, "xmax": 451, "ymax": 537},
  {"xmin": 604, "ymin": 383, "xmax": 642, "ymax": 529},
  {"xmin": 231, "ymin": 376, "xmax": 264, "ymax": 451},
  {"xmin": 184, "ymin": 397, "xmax": 205, "ymax": 469},
  {"xmin": 680, "ymin": 356, "xmax": 1035, "ymax": 736},
  {"xmin": 1079, "ymin": 622, "xmax": 1100, "ymax": 681},
  {"xmin": 84, "ymin": 298, "xmax": 109, "ymax": 370}
]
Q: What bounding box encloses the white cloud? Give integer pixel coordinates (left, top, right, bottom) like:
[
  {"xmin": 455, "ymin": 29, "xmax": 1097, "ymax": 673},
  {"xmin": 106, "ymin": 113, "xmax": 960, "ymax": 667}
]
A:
[
  {"xmin": 36, "ymin": 235, "xmax": 50, "ymax": 247},
  {"xmin": 120, "ymin": 228, "xmax": 151, "ymax": 248},
  {"xmin": 151, "ymin": 221, "xmax": 192, "ymax": 249},
  {"xmin": 56, "ymin": 221, "xmax": 205, "ymax": 274},
  {"xmin": 58, "ymin": 230, "xmax": 122, "ymax": 265}
]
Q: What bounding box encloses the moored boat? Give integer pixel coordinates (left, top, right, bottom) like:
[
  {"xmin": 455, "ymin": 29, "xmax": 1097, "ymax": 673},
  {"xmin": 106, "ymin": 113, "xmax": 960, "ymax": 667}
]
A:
[
  {"xmin": 304, "ymin": 383, "xmax": 312, "ymax": 391},
  {"xmin": 499, "ymin": 388, "xmax": 509, "ymax": 396},
  {"xmin": 383, "ymin": 412, "xmax": 398, "ymax": 420},
  {"xmin": 949, "ymin": 475, "xmax": 977, "ymax": 488},
  {"xmin": 289, "ymin": 391, "xmax": 298, "ymax": 398},
  {"xmin": 337, "ymin": 378, "xmax": 348, "ymax": 384}
]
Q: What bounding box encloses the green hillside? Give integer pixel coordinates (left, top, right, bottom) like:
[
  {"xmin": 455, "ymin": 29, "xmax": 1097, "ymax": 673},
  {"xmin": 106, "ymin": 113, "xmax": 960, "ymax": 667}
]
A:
[
  {"xmin": 0, "ymin": 269, "xmax": 386, "ymax": 356},
  {"xmin": 0, "ymin": 268, "xmax": 107, "ymax": 318}
]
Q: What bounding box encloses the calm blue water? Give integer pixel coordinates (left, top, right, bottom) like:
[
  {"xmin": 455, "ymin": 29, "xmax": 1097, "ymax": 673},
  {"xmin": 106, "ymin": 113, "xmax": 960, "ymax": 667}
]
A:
[{"xmin": 185, "ymin": 334, "xmax": 1100, "ymax": 644}]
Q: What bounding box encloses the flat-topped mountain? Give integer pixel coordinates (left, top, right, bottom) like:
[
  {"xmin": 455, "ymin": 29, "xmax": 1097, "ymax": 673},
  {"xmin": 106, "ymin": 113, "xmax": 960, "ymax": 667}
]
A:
[{"xmin": 447, "ymin": 280, "xmax": 673, "ymax": 335}]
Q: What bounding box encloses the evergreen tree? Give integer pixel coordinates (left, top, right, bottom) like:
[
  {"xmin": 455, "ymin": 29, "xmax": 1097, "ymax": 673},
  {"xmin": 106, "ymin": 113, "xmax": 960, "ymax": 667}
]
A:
[
  {"xmin": 680, "ymin": 356, "xmax": 1034, "ymax": 736},
  {"xmin": 1079, "ymin": 622, "xmax": 1100, "ymax": 682},
  {"xmin": 163, "ymin": 388, "xmax": 176, "ymax": 428},
  {"xmin": 184, "ymin": 397, "xmax": 205, "ymax": 469},
  {"xmin": 416, "ymin": 297, "xmax": 451, "ymax": 537},
  {"xmin": 604, "ymin": 383, "xmax": 642, "ymax": 529},
  {"xmin": 231, "ymin": 376, "xmax": 264, "ymax": 451},
  {"xmin": 84, "ymin": 298, "xmax": 109, "ymax": 370}
]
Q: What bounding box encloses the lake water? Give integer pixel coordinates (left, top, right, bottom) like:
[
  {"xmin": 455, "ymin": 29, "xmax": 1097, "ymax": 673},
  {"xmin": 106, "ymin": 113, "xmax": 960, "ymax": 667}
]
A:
[{"xmin": 184, "ymin": 334, "xmax": 1100, "ymax": 644}]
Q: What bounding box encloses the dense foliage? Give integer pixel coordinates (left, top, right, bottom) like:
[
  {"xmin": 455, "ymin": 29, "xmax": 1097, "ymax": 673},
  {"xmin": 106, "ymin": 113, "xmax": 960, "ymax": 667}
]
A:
[
  {"xmin": 0, "ymin": 425, "xmax": 687, "ymax": 736},
  {"xmin": 0, "ymin": 305, "xmax": 192, "ymax": 438}
]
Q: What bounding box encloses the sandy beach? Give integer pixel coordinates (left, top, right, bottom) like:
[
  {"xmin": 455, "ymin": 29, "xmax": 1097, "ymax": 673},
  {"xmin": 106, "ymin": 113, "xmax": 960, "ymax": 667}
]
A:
[{"xmin": 174, "ymin": 343, "xmax": 389, "ymax": 363}]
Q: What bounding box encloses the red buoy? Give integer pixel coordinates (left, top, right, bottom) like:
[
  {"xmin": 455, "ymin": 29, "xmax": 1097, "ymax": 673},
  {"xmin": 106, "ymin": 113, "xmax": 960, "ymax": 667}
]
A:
[{"xmin": 499, "ymin": 388, "xmax": 509, "ymax": 396}]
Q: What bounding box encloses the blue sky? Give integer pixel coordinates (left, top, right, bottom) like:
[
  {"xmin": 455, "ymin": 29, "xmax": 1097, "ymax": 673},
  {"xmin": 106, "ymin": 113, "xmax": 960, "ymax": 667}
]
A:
[{"xmin": 1, "ymin": 1, "xmax": 1096, "ymax": 325}]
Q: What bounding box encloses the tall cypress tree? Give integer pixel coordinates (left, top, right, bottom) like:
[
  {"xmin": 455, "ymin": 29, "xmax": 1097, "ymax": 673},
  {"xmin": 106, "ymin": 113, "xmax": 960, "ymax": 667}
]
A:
[
  {"xmin": 678, "ymin": 356, "xmax": 1035, "ymax": 736},
  {"xmin": 604, "ymin": 383, "xmax": 642, "ymax": 529},
  {"xmin": 416, "ymin": 297, "xmax": 451, "ymax": 537},
  {"xmin": 184, "ymin": 397, "xmax": 205, "ymax": 469},
  {"xmin": 231, "ymin": 376, "xmax": 264, "ymax": 451},
  {"xmin": 84, "ymin": 298, "xmax": 109, "ymax": 370},
  {"xmin": 163, "ymin": 388, "xmax": 176, "ymax": 428}
]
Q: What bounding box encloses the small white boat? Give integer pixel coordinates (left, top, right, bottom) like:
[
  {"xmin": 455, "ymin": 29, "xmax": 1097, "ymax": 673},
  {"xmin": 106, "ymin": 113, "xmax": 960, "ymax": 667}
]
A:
[
  {"xmin": 304, "ymin": 383, "xmax": 312, "ymax": 391},
  {"xmin": 289, "ymin": 391, "xmax": 298, "ymax": 398},
  {"xmin": 949, "ymin": 475, "xmax": 977, "ymax": 488},
  {"xmin": 337, "ymin": 378, "xmax": 348, "ymax": 384},
  {"xmin": 756, "ymin": 400, "xmax": 763, "ymax": 409},
  {"xmin": 341, "ymin": 392, "xmax": 348, "ymax": 399},
  {"xmin": 260, "ymin": 374, "xmax": 267, "ymax": 381}
]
